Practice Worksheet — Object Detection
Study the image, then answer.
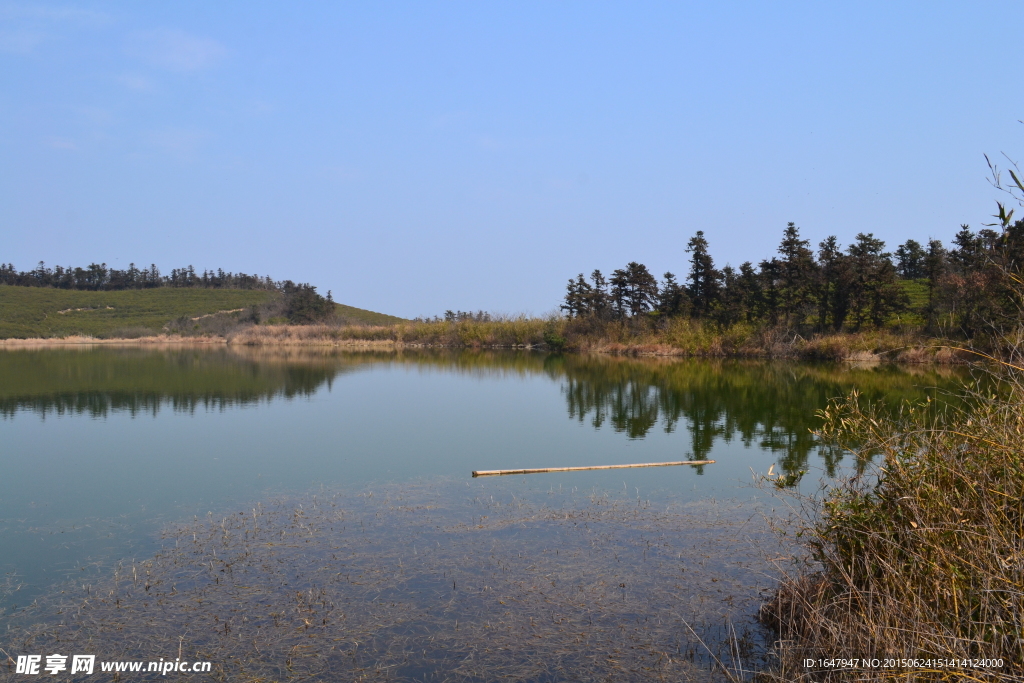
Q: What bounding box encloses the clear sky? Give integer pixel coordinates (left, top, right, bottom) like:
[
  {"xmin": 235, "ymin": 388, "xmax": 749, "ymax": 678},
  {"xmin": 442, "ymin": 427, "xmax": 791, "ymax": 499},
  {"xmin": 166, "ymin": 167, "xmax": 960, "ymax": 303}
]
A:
[{"xmin": 3, "ymin": 2, "xmax": 1023, "ymax": 318}]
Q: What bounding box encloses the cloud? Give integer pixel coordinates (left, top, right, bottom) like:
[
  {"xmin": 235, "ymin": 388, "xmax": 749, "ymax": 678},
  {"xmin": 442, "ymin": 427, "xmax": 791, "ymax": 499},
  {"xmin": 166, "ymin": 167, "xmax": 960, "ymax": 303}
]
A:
[{"xmin": 127, "ymin": 29, "xmax": 226, "ymax": 72}]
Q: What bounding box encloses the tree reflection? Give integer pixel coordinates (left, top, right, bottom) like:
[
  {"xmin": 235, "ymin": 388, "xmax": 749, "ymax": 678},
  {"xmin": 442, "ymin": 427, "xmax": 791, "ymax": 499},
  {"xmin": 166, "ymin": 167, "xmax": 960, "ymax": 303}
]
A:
[
  {"xmin": 1, "ymin": 347, "xmax": 969, "ymax": 479},
  {"xmin": 553, "ymin": 356, "xmax": 966, "ymax": 477},
  {"xmin": 0, "ymin": 347, "xmax": 361, "ymax": 418}
]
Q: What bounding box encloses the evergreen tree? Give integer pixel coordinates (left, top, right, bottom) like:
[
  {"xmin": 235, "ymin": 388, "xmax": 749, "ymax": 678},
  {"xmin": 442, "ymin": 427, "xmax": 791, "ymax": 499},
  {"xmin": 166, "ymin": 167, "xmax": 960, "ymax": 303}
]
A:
[
  {"xmin": 950, "ymin": 225, "xmax": 982, "ymax": 274},
  {"xmin": 924, "ymin": 239, "xmax": 947, "ymax": 331},
  {"xmin": 609, "ymin": 267, "xmax": 630, "ymax": 319},
  {"xmin": 777, "ymin": 222, "xmax": 817, "ymax": 327},
  {"xmin": 895, "ymin": 239, "xmax": 927, "ymax": 279},
  {"xmin": 685, "ymin": 231, "xmax": 720, "ymax": 317},
  {"xmin": 624, "ymin": 262, "xmax": 659, "ymax": 317},
  {"xmin": 561, "ymin": 273, "xmax": 592, "ymax": 318},
  {"xmin": 283, "ymin": 283, "xmax": 334, "ymax": 323},
  {"xmin": 716, "ymin": 265, "xmax": 747, "ymax": 326},
  {"xmin": 1000, "ymin": 218, "xmax": 1024, "ymax": 272},
  {"xmin": 736, "ymin": 262, "xmax": 762, "ymax": 323},
  {"xmin": 816, "ymin": 236, "xmax": 852, "ymax": 331},
  {"xmin": 846, "ymin": 233, "xmax": 906, "ymax": 329},
  {"xmin": 658, "ymin": 272, "xmax": 689, "ymax": 317},
  {"xmin": 757, "ymin": 258, "xmax": 782, "ymax": 325},
  {"xmin": 605, "ymin": 263, "xmax": 659, "ymax": 318},
  {"xmin": 588, "ymin": 270, "xmax": 611, "ymax": 319}
]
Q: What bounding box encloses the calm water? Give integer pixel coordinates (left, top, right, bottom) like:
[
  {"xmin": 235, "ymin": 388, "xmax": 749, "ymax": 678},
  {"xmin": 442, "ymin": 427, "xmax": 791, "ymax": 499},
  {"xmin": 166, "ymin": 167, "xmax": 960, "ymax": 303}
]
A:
[{"xmin": 0, "ymin": 347, "xmax": 968, "ymax": 679}]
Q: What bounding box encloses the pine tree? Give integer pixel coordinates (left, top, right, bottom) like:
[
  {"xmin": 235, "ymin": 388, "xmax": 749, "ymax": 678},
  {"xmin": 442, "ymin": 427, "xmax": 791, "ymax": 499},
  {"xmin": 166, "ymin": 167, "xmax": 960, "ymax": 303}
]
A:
[
  {"xmin": 777, "ymin": 222, "xmax": 817, "ymax": 327},
  {"xmin": 895, "ymin": 239, "xmax": 927, "ymax": 279},
  {"xmin": 561, "ymin": 274, "xmax": 592, "ymax": 318},
  {"xmin": 1001, "ymin": 218, "xmax": 1024, "ymax": 272},
  {"xmin": 609, "ymin": 267, "xmax": 629, "ymax": 319},
  {"xmin": 736, "ymin": 262, "xmax": 762, "ymax": 323},
  {"xmin": 757, "ymin": 258, "xmax": 782, "ymax": 325},
  {"xmin": 816, "ymin": 236, "xmax": 851, "ymax": 331},
  {"xmin": 625, "ymin": 262, "xmax": 659, "ymax": 317},
  {"xmin": 846, "ymin": 233, "xmax": 906, "ymax": 329},
  {"xmin": 685, "ymin": 231, "xmax": 720, "ymax": 317},
  {"xmin": 716, "ymin": 265, "xmax": 746, "ymax": 326},
  {"xmin": 924, "ymin": 239, "xmax": 947, "ymax": 331},
  {"xmin": 657, "ymin": 272, "xmax": 688, "ymax": 317},
  {"xmin": 588, "ymin": 270, "xmax": 611, "ymax": 319},
  {"xmin": 950, "ymin": 225, "xmax": 982, "ymax": 274}
]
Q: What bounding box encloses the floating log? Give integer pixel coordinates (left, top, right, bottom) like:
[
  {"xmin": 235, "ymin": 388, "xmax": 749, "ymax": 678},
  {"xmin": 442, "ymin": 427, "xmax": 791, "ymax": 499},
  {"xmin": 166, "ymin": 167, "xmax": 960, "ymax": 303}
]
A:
[{"xmin": 472, "ymin": 460, "xmax": 715, "ymax": 477}]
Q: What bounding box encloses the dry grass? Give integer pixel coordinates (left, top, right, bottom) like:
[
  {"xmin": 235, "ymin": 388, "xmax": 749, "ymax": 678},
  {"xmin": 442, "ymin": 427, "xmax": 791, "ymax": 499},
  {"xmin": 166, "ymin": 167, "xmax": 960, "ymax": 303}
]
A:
[
  {"xmin": 0, "ymin": 315, "xmax": 974, "ymax": 364},
  {"xmin": 567, "ymin": 318, "xmax": 956, "ymax": 364},
  {"xmin": 397, "ymin": 317, "xmax": 553, "ymax": 348},
  {"xmin": 222, "ymin": 317, "xmax": 557, "ymax": 349},
  {"xmin": 0, "ymin": 333, "xmax": 225, "ymax": 347},
  {"xmin": 227, "ymin": 324, "xmax": 400, "ymax": 346},
  {"xmin": 756, "ymin": 339, "xmax": 1024, "ymax": 681}
]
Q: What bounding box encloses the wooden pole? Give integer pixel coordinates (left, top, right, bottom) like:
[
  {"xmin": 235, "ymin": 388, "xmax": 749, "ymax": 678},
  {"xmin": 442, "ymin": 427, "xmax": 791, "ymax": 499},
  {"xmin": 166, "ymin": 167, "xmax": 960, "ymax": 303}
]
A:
[{"xmin": 472, "ymin": 460, "xmax": 715, "ymax": 477}]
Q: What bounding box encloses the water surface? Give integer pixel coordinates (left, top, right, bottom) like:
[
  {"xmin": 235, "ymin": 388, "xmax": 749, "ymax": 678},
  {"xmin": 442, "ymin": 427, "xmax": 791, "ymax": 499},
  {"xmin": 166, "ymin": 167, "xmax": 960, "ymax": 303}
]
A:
[{"xmin": 0, "ymin": 347, "xmax": 969, "ymax": 679}]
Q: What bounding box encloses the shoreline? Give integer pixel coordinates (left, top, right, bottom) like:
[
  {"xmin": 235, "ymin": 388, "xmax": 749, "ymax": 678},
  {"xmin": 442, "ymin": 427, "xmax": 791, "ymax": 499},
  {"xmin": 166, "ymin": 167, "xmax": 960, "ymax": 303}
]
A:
[
  {"xmin": 0, "ymin": 331, "xmax": 973, "ymax": 363},
  {"xmin": 0, "ymin": 334, "xmax": 400, "ymax": 348}
]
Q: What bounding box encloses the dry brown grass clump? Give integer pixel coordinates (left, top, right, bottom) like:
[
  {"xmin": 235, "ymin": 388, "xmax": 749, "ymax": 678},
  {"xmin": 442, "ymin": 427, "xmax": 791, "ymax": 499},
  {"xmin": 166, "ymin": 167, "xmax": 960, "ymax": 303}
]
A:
[
  {"xmin": 572, "ymin": 319, "xmax": 942, "ymax": 363},
  {"xmin": 8, "ymin": 313, "xmax": 969, "ymax": 363},
  {"xmin": 225, "ymin": 318, "xmax": 554, "ymax": 349},
  {"xmin": 228, "ymin": 323, "xmax": 399, "ymax": 346},
  {"xmin": 757, "ymin": 347, "xmax": 1024, "ymax": 681}
]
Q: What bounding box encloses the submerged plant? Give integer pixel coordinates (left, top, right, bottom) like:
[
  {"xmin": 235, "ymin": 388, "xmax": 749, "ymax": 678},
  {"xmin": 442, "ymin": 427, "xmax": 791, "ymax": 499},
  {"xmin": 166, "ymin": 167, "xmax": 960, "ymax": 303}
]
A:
[{"xmin": 4, "ymin": 482, "xmax": 786, "ymax": 682}]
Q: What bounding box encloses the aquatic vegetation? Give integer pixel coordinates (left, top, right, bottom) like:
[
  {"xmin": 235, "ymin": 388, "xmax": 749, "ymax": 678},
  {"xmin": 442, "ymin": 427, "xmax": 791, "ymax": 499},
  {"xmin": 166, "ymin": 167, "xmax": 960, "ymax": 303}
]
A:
[{"xmin": 4, "ymin": 483, "xmax": 786, "ymax": 682}]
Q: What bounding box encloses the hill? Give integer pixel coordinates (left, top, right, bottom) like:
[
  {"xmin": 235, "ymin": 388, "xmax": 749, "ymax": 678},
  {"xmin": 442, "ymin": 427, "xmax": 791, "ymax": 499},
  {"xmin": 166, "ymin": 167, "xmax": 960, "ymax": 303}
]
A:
[
  {"xmin": 332, "ymin": 302, "xmax": 406, "ymax": 326},
  {"xmin": 0, "ymin": 286, "xmax": 404, "ymax": 339}
]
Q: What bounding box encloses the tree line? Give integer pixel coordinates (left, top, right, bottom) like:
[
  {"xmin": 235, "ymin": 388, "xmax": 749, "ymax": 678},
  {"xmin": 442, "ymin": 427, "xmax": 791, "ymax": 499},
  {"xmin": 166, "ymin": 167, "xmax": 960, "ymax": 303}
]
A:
[
  {"xmin": 0, "ymin": 261, "xmax": 280, "ymax": 291},
  {"xmin": 0, "ymin": 260, "xmax": 337, "ymax": 323},
  {"xmin": 562, "ymin": 220, "xmax": 1024, "ymax": 338}
]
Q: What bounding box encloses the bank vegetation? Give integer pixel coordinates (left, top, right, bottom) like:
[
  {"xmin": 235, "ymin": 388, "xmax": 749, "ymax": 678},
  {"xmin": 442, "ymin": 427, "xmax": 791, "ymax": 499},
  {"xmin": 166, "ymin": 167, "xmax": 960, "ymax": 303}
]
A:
[{"xmin": 755, "ymin": 323, "xmax": 1024, "ymax": 681}]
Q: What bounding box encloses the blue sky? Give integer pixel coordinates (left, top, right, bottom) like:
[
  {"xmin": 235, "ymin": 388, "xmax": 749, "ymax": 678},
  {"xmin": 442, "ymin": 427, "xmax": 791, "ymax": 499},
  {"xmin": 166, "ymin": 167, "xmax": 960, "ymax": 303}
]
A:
[{"xmin": 3, "ymin": 2, "xmax": 1023, "ymax": 318}]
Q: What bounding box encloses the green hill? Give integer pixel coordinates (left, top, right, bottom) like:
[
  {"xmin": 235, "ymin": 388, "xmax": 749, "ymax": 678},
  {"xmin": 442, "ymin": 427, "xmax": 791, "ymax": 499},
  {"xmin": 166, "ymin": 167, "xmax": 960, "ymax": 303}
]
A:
[
  {"xmin": 0, "ymin": 286, "xmax": 404, "ymax": 339},
  {"xmin": 332, "ymin": 302, "xmax": 406, "ymax": 326}
]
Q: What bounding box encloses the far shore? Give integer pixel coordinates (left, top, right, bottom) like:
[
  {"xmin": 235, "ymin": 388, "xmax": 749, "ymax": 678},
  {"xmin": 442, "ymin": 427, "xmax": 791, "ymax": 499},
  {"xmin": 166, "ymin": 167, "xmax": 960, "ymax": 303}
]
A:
[
  {"xmin": 0, "ymin": 334, "xmax": 399, "ymax": 349},
  {"xmin": 0, "ymin": 328, "xmax": 973, "ymax": 364}
]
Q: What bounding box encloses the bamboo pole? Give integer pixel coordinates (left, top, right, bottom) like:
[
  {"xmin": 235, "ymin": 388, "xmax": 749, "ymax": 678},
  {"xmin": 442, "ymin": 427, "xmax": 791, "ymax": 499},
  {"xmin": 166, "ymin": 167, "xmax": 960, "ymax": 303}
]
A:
[{"xmin": 472, "ymin": 460, "xmax": 715, "ymax": 477}]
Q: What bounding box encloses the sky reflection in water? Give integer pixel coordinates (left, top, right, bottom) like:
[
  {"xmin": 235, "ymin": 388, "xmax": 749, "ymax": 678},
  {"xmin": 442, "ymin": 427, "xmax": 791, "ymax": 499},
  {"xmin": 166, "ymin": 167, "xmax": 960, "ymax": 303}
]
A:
[{"xmin": 0, "ymin": 347, "xmax": 968, "ymax": 612}]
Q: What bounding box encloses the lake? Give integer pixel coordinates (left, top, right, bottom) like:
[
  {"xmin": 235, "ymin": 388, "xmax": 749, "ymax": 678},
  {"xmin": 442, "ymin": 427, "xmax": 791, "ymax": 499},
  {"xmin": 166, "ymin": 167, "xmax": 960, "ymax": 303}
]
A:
[{"xmin": 0, "ymin": 347, "xmax": 968, "ymax": 681}]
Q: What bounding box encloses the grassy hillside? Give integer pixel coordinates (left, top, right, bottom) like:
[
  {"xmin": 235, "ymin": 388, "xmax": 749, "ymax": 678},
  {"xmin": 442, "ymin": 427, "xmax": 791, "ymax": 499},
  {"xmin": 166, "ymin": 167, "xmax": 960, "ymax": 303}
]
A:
[
  {"xmin": 0, "ymin": 286, "xmax": 403, "ymax": 339},
  {"xmin": 898, "ymin": 278, "xmax": 929, "ymax": 326},
  {"xmin": 333, "ymin": 302, "xmax": 405, "ymax": 326}
]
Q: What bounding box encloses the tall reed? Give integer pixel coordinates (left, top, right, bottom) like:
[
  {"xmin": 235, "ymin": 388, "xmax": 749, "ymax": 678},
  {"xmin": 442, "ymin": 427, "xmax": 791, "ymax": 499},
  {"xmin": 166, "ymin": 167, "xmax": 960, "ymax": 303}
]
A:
[{"xmin": 758, "ymin": 334, "xmax": 1024, "ymax": 681}]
